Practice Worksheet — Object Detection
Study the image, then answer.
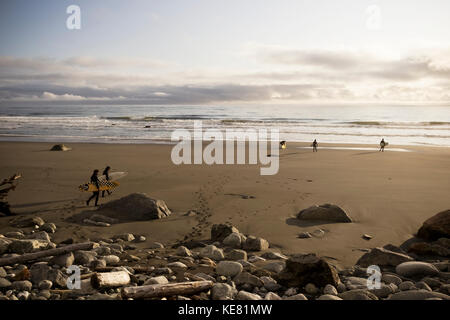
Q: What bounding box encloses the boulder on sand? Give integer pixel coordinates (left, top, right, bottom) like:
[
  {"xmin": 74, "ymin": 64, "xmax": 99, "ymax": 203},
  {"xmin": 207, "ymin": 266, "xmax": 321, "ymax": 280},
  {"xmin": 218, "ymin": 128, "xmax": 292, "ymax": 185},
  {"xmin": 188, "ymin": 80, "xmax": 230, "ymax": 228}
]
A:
[
  {"xmin": 277, "ymin": 253, "xmax": 340, "ymax": 288},
  {"xmin": 297, "ymin": 204, "xmax": 352, "ymax": 223},
  {"xmin": 211, "ymin": 224, "xmax": 239, "ymax": 242},
  {"xmin": 355, "ymin": 247, "xmax": 414, "ymax": 267},
  {"xmin": 50, "ymin": 144, "xmax": 71, "ymax": 151},
  {"xmin": 72, "ymin": 193, "xmax": 171, "ymax": 223},
  {"xmin": 417, "ymin": 210, "xmax": 450, "ymax": 241}
]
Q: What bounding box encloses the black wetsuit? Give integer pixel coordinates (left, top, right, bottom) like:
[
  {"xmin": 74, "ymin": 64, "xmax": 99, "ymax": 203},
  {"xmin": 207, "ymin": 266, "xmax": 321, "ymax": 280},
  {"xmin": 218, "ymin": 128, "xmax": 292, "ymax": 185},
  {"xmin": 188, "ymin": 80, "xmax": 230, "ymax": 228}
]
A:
[
  {"xmin": 312, "ymin": 141, "xmax": 318, "ymax": 152},
  {"xmin": 87, "ymin": 173, "xmax": 100, "ymax": 206},
  {"xmin": 102, "ymin": 169, "xmax": 112, "ymax": 197}
]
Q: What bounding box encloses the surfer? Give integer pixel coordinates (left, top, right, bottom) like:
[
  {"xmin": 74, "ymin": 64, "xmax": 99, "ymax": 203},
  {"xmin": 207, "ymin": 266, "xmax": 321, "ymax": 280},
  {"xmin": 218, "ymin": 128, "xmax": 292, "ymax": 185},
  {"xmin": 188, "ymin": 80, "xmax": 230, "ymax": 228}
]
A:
[
  {"xmin": 86, "ymin": 169, "xmax": 100, "ymax": 206},
  {"xmin": 380, "ymin": 138, "xmax": 386, "ymax": 152},
  {"xmin": 102, "ymin": 166, "xmax": 112, "ymax": 197},
  {"xmin": 312, "ymin": 139, "xmax": 318, "ymax": 152},
  {"xmin": 280, "ymin": 141, "xmax": 287, "ymax": 149}
]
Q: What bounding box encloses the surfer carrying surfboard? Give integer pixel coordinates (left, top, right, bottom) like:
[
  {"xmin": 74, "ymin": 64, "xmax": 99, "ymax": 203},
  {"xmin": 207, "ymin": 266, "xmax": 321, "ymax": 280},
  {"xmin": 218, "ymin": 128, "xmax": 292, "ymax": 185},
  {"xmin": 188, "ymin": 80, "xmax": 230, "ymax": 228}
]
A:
[
  {"xmin": 380, "ymin": 138, "xmax": 386, "ymax": 152},
  {"xmin": 101, "ymin": 166, "xmax": 112, "ymax": 198},
  {"xmin": 86, "ymin": 169, "xmax": 100, "ymax": 206},
  {"xmin": 312, "ymin": 139, "xmax": 318, "ymax": 152}
]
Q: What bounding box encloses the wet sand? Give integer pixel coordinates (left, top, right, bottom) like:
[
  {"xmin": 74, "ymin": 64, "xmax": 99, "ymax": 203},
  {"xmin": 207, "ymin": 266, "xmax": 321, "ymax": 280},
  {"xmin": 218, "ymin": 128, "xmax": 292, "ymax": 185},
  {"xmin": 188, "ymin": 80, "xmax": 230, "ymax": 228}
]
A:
[{"xmin": 1, "ymin": 141, "xmax": 449, "ymax": 268}]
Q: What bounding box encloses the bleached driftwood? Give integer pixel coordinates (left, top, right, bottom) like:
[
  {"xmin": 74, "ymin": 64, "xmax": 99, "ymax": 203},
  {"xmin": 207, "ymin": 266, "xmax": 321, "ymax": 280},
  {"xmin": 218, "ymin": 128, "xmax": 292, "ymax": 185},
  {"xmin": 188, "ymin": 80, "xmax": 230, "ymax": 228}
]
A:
[
  {"xmin": 121, "ymin": 280, "xmax": 213, "ymax": 299},
  {"xmin": 91, "ymin": 271, "xmax": 131, "ymax": 289},
  {"xmin": 0, "ymin": 242, "xmax": 94, "ymax": 266}
]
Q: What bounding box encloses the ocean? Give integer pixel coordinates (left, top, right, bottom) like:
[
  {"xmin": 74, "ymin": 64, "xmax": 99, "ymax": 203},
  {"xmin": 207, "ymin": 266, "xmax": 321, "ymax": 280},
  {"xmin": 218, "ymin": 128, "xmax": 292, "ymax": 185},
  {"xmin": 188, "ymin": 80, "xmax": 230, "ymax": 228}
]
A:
[{"xmin": 0, "ymin": 104, "xmax": 449, "ymax": 147}]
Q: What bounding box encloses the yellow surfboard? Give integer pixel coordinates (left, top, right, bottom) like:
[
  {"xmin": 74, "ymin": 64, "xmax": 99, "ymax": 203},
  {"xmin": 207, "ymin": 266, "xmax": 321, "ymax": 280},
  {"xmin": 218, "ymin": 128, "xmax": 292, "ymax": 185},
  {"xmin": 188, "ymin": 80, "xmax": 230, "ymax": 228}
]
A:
[{"xmin": 78, "ymin": 180, "xmax": 120, "ymax": 192}]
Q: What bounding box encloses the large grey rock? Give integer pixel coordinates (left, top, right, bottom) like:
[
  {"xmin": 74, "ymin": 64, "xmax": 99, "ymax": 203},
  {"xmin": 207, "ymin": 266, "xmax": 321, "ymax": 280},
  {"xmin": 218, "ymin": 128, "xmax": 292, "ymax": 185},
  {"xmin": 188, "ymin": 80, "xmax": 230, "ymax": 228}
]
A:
[
  {"xmin": 388, "ymin": 290, "xmax": 450, "ymax": 300},
  {"xmin": 243, "ymin": 236, "xmax": 269, "ymax": 251},
  {"xmin": 222, "ymin": 232, "xmax": 243, "ymax": 248},
  {"xmin": 200, "ymin": 245, "xmax": 224, "ymax": 261},
  {"xmin": 211, "ymin": 224, "xmax": 239, "ymax": 242},
  {"xmin": 417, "ymin": 209, "xmax": 450, "ymax": 241},
  {"xmin": 226, "ymin": 249, "xmax": 247, "ymax": 261},
  {"xmin": 297, "ymin": 204, "xmax": 352, "ymax": 223},
  {"xmin": 211, "ymin": 283, "xmax": 237, "ymax": 300},
  {"xmin": 216, "ymin": 261, "xmax": 243, "ymax": 277},
  {"xmin": 277, "ymin": 253, "xmax": 340, "ymax": 288},
  {"xmin": 89, "ymin": 193, "xmax": 171, "ymax": 222},
  {"xmin": 8, "ymin": 239, "xmax": 48, "ymax": 254},
  {"xmin": 395, "ymin": 261, "xmax": 440, "ymax": 278},
  {"xmin": 356, "ymin": 247, "xmax": 413, "ymax": 267},
  {"xmin": 339, "ymin": 289, "xmax": 379, "ymax": 300}
]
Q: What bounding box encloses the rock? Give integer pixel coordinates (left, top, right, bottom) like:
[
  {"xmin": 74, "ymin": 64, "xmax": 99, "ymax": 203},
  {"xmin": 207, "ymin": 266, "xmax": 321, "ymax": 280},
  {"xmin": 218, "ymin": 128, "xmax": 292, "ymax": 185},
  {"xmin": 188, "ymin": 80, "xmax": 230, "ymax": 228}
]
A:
[
  {"xmin": 233, "ymin": 272, "xmax": 263, "ymax": 287},
  {"xmin": 317, "ymin": 294, "xmax": 343, "ymax": 300},
  {"xmin": 355, "ymin": 247, "xmax": 413, "ymax": 267},
  {"xmin": 30, "ymin": 263, "xmax": 66, "ymax": 287},
  {"xmin": 200, "ymin": 245, "xmax": 224, "ymax": 261},
  {"xmin": 28, "ymin": 231, "xmax": 51, "ymax": 242},
  {"xmin": 421, "ymin": 277, "xmax": 442, "ymax": 289},
  {"xmin": 362, "ymin": 234, "xmax": 373, "ymax": 240},
  {"xmin": 40, "ymin": 223, "xmax": 57, "ymax": 233},
  {"xmin": 12, "ymin": 267, "xmax": 30, "ymax": 281},
  {"xmin": 17, "ymin": 291, "xmax": 30, "ymax": 300},
  {"xmin": 399, "ymin": 281, "xmax": 415, "ymax": 291},
  {"xmin": 222, "ymin": 232, "xmax": 243, "ymax": 248},
  {"xmin": 144, "ymin": 276, "xmax": 168, "ymax": 285},
  {"xmin": 284, "ymin": 287, "xmax": 297, "ymax": 296},
  {"xmin": 236, "ymin": 290, "xmax": 262, "ymax": 300},
  {"xmin": 5, "ymin": 231, "xmax": 25, "ymax": 239},
  {"xmin": 284, "ymin": 293, "xmax": 308, "ymax": 300},
  {"xmin": 312, "ymin": 229, "xmax": 325, "ymax": 238},
  {"xmin": 297, "ymin": 204, "xmax": 352, "ymax": 223},
  {"xmin": 91, "ymin": 259, "xmax": 107, "ymax": 269},
  {"xmin": 153, "ymin": 267, "xmax": 173, "ymax": 276},
  {"xmin": 260, "ymin": 276, "xmax": 281, "ymax": 291},
  {"xmin": 8, "ymin": 239, "xmax": 49, "ymax": 254},
  {"xmin": 381, "ymin": 273, "xmax": 402, "ymax": 286},
  {"xmin": 74, "ymin": 251, "xmax": 97, "ymax": 266},
  {"xmin": 323, "ymin": 284, "xmax": 338, "ymax": 295},
  {"xmin": 395, "ymin": 261, "xmax": 440, "ymax": 278},
  {"xmin": 297, "ymin": 232, "xmax": 312, "ymax": 239},
  {"xmin": 113, "ymin": 233, "xmax": 135, "ymax": 242},
  {"xmin": 38, "ymin": 280, "xmax": 52, "ymax": 290},
  {"xmin": 415, "ymin": 281, "xmax": 432, "ymax": 291},
  {"xmin": 369, "ymin": 283, "xmax": 397, "ymax": 298},
  {"xmin": 339, "ymin": 289, "xmax": 379, "ymax": 300},
  {"xmin": 50, "ymin": 144, "xmax": 71, "ymax": 151},
  {"xmin": 50, "ymin": 252, "xmax": 74, "ymax": 268},
  {"xmin": 167, "ymin": 262, "xmax": 187, "ymax": 269},
  {"xmin": 0, "ymin": 278, "xmax": 12, "ymax": 289},
  {"xmin": 89, "ymin": 193, "xmax": 171, "ymax": 222},
  {"xmin": 226, "ymin": 249, "xmax": 247, "ymax": 261},
  {"xmin": 83, "ymin": 219, "xmax": 110, "ymax": 227},
  {"xmin": 133, "ymin": 235, "xmax": 146, "ymax": 243},
  {"xmin": 176, "ymin": 246, "xmax": 192, "ymax": 257},
  {"xmin": 195, "ymin": 273, "xmax": 216, "ymax": 282},
  {"xmin": 148, "ymin": 242, "xmax": 165, "ymax": 249},
  {"xmin": 0, "ymin": 238, "xmax": 11, "ymax": 254},
  {"xmin": 10, "ymin": 216, "xmax": 45, "ymax": 228},
  {"xmin": 305, "ymin": 283, "xmax": 319, "ymax": 294},
  {"xmin": 263, "ymin": 261, "xmax": 285, "ymax": 273},
  {"xmin": 345, "ymin": 277, "xmax": 368, "ymax": 290},
  {"xmin": 277, "ymin": 253, "xmax": 340, "ymax": 288},
  {"xmin": 264, "ymin": 292, "xmax": 282, "ymax": 300},
  {"xmin": 408, "ymin": 241, "xmax": 450, "ymax": 257},
  {"xmin": 211, "ymin": 283, "xmax": 237, "ymax": 300},
  {"xmin": 89, "ymin": 214, "xmax": 119, "ymax": 225},
  {"xmin": 216, "ymin": 261, "xmax": 243, "ymax": 277},
  {"xmin": 103, "ymin": 255, "xmax": 120, "ymax": 265},
  {"xmin": 11, "ymin": 280, "xmax": 32, "ymax": 292},
  {"xmin": 211, "ymin": 224, "xmax": 239, "ymax": 242},
  {"xmin": 417, "ymin": 209, "xmax": 450, "ymax": 241},
  {"xmin": 243, "ymin": 236, "xmax": 269, "ymax": 251},
  {"xmin": 248, "ymin": 255, "xmax": 266, "ymax": 263},
  {"xmin": 388, "ymin": 290, "xmax": 450, "ymax": 300},
  {"xmin": 0, "ymin": 267, "xmax": 6, "ymax": 278},
  {"xmin": 261, "ymin": 251, "xmax": 288, "ymax": 260}
]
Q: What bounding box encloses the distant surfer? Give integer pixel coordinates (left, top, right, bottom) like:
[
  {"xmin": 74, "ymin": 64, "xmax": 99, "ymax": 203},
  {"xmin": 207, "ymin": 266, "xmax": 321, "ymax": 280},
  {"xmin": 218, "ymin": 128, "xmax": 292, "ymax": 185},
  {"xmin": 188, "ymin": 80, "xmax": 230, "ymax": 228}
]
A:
[
  {"xmin": 86, "ymin": 169, "xmax": 100, "ymax": 206},
  {"xmin": 312, "ymin": 139, "xmax": 318, "ymax": 152},
  {"xmin": 380, "ymin": 138, "xmax": 386, "ymax": 152},
  {"xmin": 280, "ymin": 141, "xmax": 287, "ymax": 150},
  {"xmin": 102, "ymin": 166, "xmax": 112, "ymax": 198}
]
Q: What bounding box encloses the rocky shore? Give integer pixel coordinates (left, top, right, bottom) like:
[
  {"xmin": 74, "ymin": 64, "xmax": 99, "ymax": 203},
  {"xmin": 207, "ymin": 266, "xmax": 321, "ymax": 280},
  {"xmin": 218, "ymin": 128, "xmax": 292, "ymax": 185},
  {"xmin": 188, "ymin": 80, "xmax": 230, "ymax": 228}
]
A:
[{"xmin": 0, "ymin": 205, "xmax": 449, "ymax": 301}]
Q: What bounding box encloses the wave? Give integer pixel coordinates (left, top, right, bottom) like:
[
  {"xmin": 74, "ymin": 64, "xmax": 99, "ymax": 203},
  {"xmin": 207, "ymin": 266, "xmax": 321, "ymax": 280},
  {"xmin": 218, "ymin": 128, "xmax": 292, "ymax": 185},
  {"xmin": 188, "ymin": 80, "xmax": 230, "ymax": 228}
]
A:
[{"xmin": 347, "ymin": 121, "xmax": 450, "ymax": 126}]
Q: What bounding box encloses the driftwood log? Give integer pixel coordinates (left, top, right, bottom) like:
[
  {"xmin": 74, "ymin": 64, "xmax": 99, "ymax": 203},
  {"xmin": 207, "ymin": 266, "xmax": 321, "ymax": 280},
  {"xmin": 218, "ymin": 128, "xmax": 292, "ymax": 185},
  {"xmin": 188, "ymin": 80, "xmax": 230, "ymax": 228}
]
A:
[
  {"xmin": 0, "ymin": 242, "xmax": 94, "ymax": 266},
  {"xmin": 91, "ymin": 271, "xmax": 131, "ymax": 289},
  {"xmin": 121, "ymin": 280, "xmax": 213, "ymax": 299}
]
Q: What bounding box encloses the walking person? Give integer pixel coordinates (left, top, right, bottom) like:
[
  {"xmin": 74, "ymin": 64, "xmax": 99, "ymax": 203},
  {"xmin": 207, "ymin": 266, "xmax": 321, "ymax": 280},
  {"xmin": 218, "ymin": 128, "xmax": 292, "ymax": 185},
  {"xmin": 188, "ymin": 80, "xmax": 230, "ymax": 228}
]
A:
[
  {"xmin": 380, "ymin": 138, "xmax": 386, "ymax": 152},
  {"xmin": 101, "ymin": 166, "xmax": 112, "ymax": 198},
  {"xmin": 86, "ymin": 169, "xmax": 100, "ymax": 206},
  {"xmin": 312, "ymin": 139, "xmax": 318, "ymax": 152}
]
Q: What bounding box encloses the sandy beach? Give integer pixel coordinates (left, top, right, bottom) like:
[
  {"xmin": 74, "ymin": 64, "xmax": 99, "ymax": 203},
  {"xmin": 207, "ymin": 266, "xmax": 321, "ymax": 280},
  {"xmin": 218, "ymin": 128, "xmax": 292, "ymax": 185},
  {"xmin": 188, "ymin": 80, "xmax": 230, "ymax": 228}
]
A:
[{"xmin": 1, "ymin": 141, "xmax": 449, "ymax": 269}]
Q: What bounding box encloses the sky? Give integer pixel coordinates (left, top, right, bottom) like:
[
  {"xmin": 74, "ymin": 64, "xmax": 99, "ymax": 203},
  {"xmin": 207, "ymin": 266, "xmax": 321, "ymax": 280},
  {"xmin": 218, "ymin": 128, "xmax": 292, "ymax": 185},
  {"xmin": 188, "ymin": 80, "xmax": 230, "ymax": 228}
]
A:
[{"xmin": 1, "ymin": 0, "xmax": 450, "ymax": 105}]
